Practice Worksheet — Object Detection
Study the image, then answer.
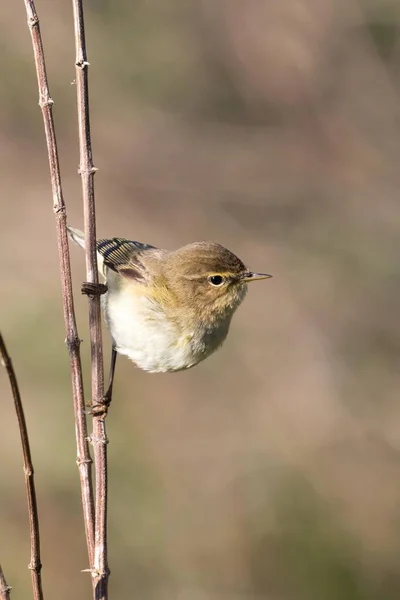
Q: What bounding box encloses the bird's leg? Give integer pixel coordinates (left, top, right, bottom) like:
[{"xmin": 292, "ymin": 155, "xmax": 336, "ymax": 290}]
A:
[
  {"xmin": 88, "ymin": 346, "xmax": 117, "ymax": 417},
  {"xmin": 104, "ymin": 346, "xmax": 117, "ymax": 407}
]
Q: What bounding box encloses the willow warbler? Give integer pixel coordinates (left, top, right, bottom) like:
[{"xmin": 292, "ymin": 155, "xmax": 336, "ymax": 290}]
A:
[{"xmin": 68, "ymin": 227, "xmax": 271, "ymax": 374}]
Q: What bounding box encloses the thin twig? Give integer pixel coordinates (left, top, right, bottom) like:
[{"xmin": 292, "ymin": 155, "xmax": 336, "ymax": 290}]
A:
[
  {"xmin": 0, "ymin": 564, "xmax": 12, "ymax": 600},
  {"xmin": 22, "ymin": 0, "xmax": 95, "ymax": 572},
  {"xmin": 71, "ymin": 1, "xmax": 109, "ymax": 598},
  {"xmin": 0, "ymin": 335, "xmax": 43, "ymax": 600}
]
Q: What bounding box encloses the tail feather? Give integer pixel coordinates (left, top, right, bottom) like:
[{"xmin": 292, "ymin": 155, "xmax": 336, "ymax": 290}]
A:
[
  {"xmin": 67, "ymin": 226, "xmax": 86, "ymax": 249},
  {"xmin": 67, "ymin": 226, "xmax": 105, "ymax": 276}
]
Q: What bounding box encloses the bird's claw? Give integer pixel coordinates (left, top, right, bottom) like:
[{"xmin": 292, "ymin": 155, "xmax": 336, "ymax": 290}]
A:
[{"xmin": 81, "ymin": 282, "xmax": 108, "ymax": 297}]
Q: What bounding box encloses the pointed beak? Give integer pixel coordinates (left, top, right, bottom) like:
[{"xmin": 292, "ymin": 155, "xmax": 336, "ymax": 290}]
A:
[{"xmin": 241, "ymin": 272, "xmax": 273, "ymax": 282}]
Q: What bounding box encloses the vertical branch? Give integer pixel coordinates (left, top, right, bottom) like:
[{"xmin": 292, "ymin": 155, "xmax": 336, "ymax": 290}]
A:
[
  {"xmin": 71, "ymin": 1, "xmax": 109, "ymax": 598},
  {"xmin": 0, "ymin": 565, "xmax": 11, "ymax": 600},
  {"xmin": 22, "ymin": 0, "xmax": 95, "ymax": 572},
  {"xmin": 0, "ymin": 334, "xmax": 43, "ymax": 600}
]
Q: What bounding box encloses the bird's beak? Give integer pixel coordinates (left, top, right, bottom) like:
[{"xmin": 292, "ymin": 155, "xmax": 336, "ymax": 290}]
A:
[{"xmin": 241, "ymin": 272, "xmax": 273, "ymax": 282}]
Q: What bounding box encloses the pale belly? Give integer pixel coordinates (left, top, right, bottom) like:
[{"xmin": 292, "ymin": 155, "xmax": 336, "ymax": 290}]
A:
[{"xmin": 102, "ymin": 289, "xmax": 231, "ymax": 373}]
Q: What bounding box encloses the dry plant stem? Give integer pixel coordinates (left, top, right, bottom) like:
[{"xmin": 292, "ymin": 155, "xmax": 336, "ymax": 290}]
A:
[
  {"xmin": 0, "ymin": 564, "xmax": 12, "ymax": 600},
  {"xmin": 22, "ymin": 0, "xmax": 95, "ymax": 570},
  {"xmin": 0, "ymin": 335, "xmax": 43, "ymax": 600},
  {"xmin": 71, "ymin": 0, "xmax": 109, "ymax": 596}
]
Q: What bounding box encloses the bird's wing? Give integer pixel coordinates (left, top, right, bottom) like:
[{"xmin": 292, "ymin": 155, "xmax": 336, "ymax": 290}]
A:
[{"xmin": 97, "ymin": 237, "xmax": 156, "ymax": 282}]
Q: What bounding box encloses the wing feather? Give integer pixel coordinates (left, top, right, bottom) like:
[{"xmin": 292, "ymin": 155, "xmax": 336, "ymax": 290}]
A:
[{"xmin": 97, "ymin": 237, "xmax": 156, "ymax": 281}]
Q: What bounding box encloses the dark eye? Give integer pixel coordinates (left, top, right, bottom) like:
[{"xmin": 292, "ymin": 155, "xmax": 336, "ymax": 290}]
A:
[{"xmin": 208, "ymin": 275, "xmax": 225, "ymax": 286}]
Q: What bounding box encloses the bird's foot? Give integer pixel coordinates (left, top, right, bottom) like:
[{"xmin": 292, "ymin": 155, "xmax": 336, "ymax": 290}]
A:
[
  {"xmin": 81, "ymin": 282, "xmax": 108, "ymax": 297},
  {"xmin": 85, "ymin": 395, "xmax": 111, "ymax": 417}
]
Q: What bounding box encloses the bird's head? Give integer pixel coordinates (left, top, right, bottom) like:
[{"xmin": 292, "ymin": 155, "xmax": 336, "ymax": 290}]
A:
[{"xmin": 159, "ymin": 242, "xmax": 272, "ymax": 323}]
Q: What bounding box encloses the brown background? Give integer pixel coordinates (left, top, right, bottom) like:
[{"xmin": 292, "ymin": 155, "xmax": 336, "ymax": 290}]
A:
[{"xmin": 2, "ymin": 1, "xmax": 400, "ymax": 598}]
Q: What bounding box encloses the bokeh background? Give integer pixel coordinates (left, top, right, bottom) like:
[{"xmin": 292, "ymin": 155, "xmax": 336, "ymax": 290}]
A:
[{"xmin": 2, "ymin": 0, "xmax": 400, "ymax": 598}]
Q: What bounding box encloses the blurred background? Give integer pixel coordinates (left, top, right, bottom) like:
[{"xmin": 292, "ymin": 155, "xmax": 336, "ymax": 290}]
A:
[{"xmin": 2, "ymin": 0, "xmax": 400, "ymax": 598}]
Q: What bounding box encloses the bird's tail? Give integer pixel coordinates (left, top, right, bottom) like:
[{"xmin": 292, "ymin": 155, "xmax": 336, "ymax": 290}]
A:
[{"xmin": 67, "ymin": 226, "xmax": 106, "ymax": 276}]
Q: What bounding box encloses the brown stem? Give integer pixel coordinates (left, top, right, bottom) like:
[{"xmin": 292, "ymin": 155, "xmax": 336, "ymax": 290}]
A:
[
  {"xmin": 71, "ymin": 1, "xmax": 109, "ymax": 597},
  {"xmin": 0, "ymin": 335, "xmax": 43, "ymax": 600},
  {"xmin": 22, "ymin": 0, "xmax": 95, "ymax": 573},
  {"xmin": 0, "ymin": 564, "xmax": 11, "ymax": 600}
]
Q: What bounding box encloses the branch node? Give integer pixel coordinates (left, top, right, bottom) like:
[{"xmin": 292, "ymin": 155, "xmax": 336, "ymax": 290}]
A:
[
  {"xmin": 0, "ymin": 586, "xmax": 12, "ymax": 594},
  {"xmin": 54, "ymin": 204, "xmax": 66, "ymax": 215},
  {"xmin": 81, "ymin": 567, "xmax": 96, "ymax": 574},
  {"xmin": 76, "ymin": 59, "xmax": 90, "ymax": 69},
  {"xmin": 76, "ymin": 456, "xmax": 92, "ymax": 467},
  {"xmin": 89, "ymin": 433, "xmax": 109, "ymax": 446},
  {"xmin": 39, "ymin": 97, "xmax": 54, "ymax": 108},
  {"xmin": 27, "ymin": 16, "xmax": 39, "ymax": 28},
  {"xmin": 78, "ymin": 166, "xmax": 99, "ymax": 176},
  {"xmin": 28, "ymin": 560, "xmax": 42, "ymax": 573},
  {"xmin": 65, "ymin": 336, "xmax": 82, "ymax": 354}
]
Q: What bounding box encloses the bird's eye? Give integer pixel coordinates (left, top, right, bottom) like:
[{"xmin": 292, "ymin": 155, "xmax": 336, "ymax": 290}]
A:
[{"xmin": 208, "ymin": 275, "xmax": 225, "ymax": 286}]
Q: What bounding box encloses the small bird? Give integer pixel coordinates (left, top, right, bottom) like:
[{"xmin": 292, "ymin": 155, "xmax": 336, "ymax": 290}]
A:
[{"xmin": 68, "ymin": 227, "xmax": 271, "ymax": 387}]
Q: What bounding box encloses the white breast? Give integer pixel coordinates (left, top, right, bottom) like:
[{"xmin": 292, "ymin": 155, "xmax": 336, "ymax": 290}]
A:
[{"xmin": 102, "ymin": 284, "xmax": 230, "ymax": 373}]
